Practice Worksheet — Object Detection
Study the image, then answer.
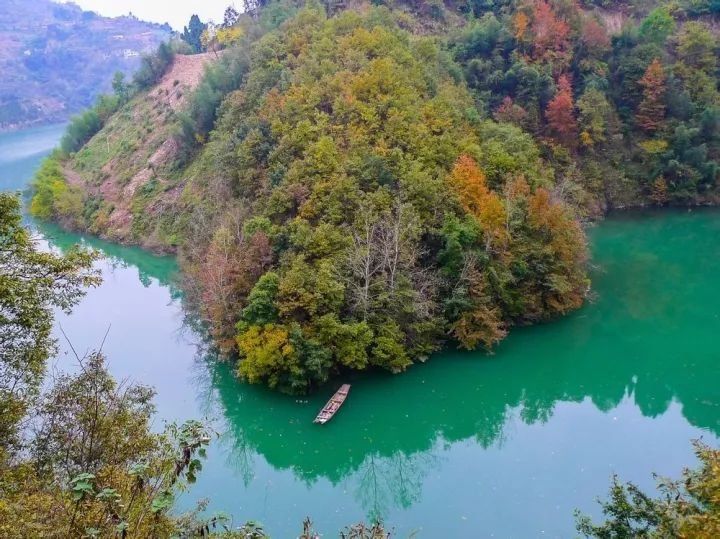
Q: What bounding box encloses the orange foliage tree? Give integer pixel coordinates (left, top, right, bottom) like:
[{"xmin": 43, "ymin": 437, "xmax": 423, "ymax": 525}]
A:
[
  {"xmin": 452, "ymin": 260, "xmax": 508, "ymax": 350},
  {"xmin": 448, "ymin": 155, "xmax": 508, "ymax": 252},
  {"xmin": 514, "ymin": 11, "xmax": 530, "ymax": 42},
  {"xmin": 636, "ymin": 58, "xmax": 666, "ymax": 133},
  {"xmin": 531, "ymin": 0, "xmax": 571, "ymax": 65},
  {"xmin": 545, "ymin": 74, "xmax": 578, "ymax": 147},
  {"xmin": 494, "ymin": 96, "xmax": 528, "ymax": 125},
  {"xmin": 581, "ymin": 17, "xmax": 610, "ymax": 52},
  {"xmin": 527, "ymin": 187, "xmax": 587, "ymax": 314}
]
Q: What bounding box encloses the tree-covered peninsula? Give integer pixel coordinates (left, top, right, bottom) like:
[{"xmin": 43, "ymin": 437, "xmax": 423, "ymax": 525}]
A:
[{"xmin": 31, "ymin": 0, "xmax": 719, "ymax": 393}]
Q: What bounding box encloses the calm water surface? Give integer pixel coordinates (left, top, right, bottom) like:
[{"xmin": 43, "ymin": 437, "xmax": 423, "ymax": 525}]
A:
[{"xmin": 2, "ymin": 125, "xmax": 719, "ymax": 538}]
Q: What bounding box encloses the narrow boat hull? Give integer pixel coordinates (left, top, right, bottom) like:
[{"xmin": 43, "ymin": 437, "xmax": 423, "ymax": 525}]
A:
[{"xmin": 313, "ymin": 384, "xmax": 351, "ymax": 424}]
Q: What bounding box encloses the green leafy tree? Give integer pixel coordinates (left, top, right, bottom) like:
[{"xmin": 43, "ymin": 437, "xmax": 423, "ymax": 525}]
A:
[
  {"xmin": 30, "ymin": 156, "xmax": 83, "ymax": 225},
  {"xmin": 576, "ymin": 442, "xmax": 720, "ymax": 538},
  {"xmin": 223, "ymin": 5, "xmax": 241, "ymax": 27},
  {"xmin": 41, "ymin": 0, "xmax": 720, "ymax": 397},
  {"xmin": 112, "ymin": 71, "xmax": 129, "ymax": 103},
  {"xmin": 639, "ymin": 6, "xmax": 676, "ymax": 44},
  {"xmin": 578, "ymin": 88, "xmax": 615, "ymax": 148},
  {"xmin": 677, "ymin": 21, "xmax": 717, "ymax": 73},
  {"xmin": 182, "ymin": 14, "xmax": 207, "ymax": 53},
  {"xmin": 60, "ymin": 108, "xmax": 101, "ymax": 154},
  {"xmin": 0, "ymin": 193, "xmax": 99, "ymax": 450},
  {"xmin": 169, "ymin": 6, "xmax": 590, "ymax": 393},
  {"xmin": 133, "ymin": 42, "xmax": 175, "ymax": 90}
]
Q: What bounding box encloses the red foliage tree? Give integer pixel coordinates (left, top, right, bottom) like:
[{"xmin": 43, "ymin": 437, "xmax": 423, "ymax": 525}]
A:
[
  {"xmin": 636, "ymin": 58, "xmax": 666, "ymax": 133},
  {"xmin": 532, "ymin": 0, "xmax": 570, "ymax": 63},
  {"xmin": 199, "ymin": 228, "xmax": 272, "ymax": 353},
  {"xmin": 581, "ymin": 18, "xmax": 610, "ymax": 52},
  {"xmin": 494, "ymin": 96, "xmax": 528, "ymax": 125},
  {"xmin": 545, "ymin": 74, "xmax": 578, "ymax": 146}
]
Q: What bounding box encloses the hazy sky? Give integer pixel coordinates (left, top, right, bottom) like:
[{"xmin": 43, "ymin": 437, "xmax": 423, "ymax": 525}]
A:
[{"xmin": 57, "ymin": 0, "xmax": 238, "ymax": 31}]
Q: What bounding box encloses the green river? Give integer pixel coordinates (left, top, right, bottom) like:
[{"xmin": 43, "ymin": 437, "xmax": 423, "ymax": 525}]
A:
[{"xmin": 1, "ymin": 124, "xmax": 719, "ymax": 537}]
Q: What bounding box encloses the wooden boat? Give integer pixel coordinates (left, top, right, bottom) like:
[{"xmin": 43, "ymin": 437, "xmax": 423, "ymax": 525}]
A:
[{"xmin": 313, "ymin": 384, "xmax": 351, "ymax": 424}]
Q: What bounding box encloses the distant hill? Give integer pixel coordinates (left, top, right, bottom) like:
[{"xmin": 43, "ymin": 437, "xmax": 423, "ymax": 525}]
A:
[{"xmin": 0, "ymin": 0, "xmax": 171, "ymax": 130}]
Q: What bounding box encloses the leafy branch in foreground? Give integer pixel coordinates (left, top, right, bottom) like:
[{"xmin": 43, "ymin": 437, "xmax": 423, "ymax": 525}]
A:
[
  {"xmin": 1, "ymin": 350, "xmax": 218, "ymax": 538},
  {"xmin": 0, "ymin": 347, "xmax": 394, "ymax": 538},
  {"xmin": 0, "ymin": 192, "xmax": 99, "ymax": 451},
  {"xmin": 576, "ymin": 441, "xmax": 720, "ymax": 538}
]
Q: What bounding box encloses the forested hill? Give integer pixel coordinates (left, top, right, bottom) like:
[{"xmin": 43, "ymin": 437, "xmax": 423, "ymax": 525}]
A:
[
  {"xmin": 0, "ymin": 0, "xmax": 170, "ymax": 130},
  {"xmin": 32, "ymin": 0, "xmax": 720, "ymax": 393}
]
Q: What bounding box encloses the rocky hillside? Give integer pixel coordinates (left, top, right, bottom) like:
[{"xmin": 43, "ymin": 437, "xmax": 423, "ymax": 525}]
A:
[
  {"xmin": 0, "ymin": 0, "xmax": 170, "ymax": 130},
  {"xmin": 31, "ymin": 0, "xmax": 720, "ymax": 393}
]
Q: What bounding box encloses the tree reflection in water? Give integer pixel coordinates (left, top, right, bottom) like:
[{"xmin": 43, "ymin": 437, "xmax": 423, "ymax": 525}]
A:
[{"xmin": 185, "ymin": 210, "xmax": 720, "ymax": 531}]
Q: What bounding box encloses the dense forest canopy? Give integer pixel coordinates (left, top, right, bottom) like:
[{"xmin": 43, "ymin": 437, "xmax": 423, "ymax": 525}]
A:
[{"xmin": 31, "ymin": 0, "xmax": 720, "ymax": 393}]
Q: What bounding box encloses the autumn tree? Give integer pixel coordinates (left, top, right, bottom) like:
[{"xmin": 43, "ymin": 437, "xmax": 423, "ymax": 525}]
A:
[
  {"xmin": 530, "ymin": 0, "xmax": 571, "ymax": 66},
  {"xmin": 526, "ymin": 187, "xmax": 587, "ymax": 315},
  {"xmin": 580, "ymin": 17, "xmax": 610, "ymax": 53},
  {"xmin": 494, "ymin": 96, "xmax": 528, "ymax": 126},
  {"xmin": 448, "ymin": 155, "xmax": 508, "ymax": 252},
  {"xmin": 545, "ymin": 74, "xmax": 578, "ymax": 147},
  {"xmin": 636, "ymin": 59, "xmax": 666, "ymax": 133},
  {"xmin": 514, "ymin": 11, "xmax": 530, "ymax": 42},
  {"xmin": 650, "ymin": 177, "xmax": 669, "ymax": 205},
  {"xmin": 451, "ymin": 256, "xmax": 507, "ymax": 350}
]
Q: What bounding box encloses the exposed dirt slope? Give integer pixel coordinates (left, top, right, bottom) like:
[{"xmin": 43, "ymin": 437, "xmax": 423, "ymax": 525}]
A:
[
  {"xmin": 154, "ymin": 53, "xmax": 219, "ymax": 110},
  {"xmin": 65, "ymin": 53, "xmax": 218, "ymax": 251}
]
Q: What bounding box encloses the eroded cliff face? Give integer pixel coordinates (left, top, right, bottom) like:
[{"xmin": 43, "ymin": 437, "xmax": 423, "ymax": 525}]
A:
[{"xmin": 0, "ymin": 0, "xmax": 170, "ymax": 130}]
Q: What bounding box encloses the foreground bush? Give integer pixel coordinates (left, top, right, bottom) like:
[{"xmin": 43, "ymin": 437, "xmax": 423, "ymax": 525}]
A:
[{"xmin": 576, "ymin": 442, "xmax": 720, "ymax": 538}]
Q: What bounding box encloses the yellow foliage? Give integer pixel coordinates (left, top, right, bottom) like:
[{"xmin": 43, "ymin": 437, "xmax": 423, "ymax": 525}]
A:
[
  {"xmin": 514, "ymin": 12, "xmax": 530, "ymax": 41},
  {"xmin": 580, "ymin": 130, "xmax": 593, "ymax": 147},
  {"xmin": 639, "ymin": 138, "xmax": 669, "ymax": 154},
  {"xmin": 237, "ymin": 324, "xmax": 296, "ymax": 388},
  {"xmin": 216, "ymin": 25, "xmax": 244, "ymax": 47},
  {"xmin": 650, "ymin": 176, "xmax": 669, "ymax": 205},
  {"xmin": 448, "ymin": 154, "xmax": 490, "ymax": 215},
  {"xmin": 478, "ymin": 193, "xmax": 506, "ymax": 241}
]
